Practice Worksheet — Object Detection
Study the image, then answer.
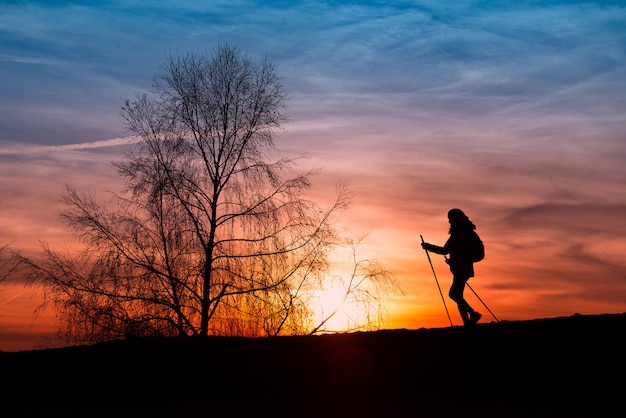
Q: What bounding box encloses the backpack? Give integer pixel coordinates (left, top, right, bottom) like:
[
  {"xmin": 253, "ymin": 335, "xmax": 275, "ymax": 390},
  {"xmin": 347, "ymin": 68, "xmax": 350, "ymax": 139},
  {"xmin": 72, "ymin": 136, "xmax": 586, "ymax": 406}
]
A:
[{"xmin": 471, "ymin": 231, "xmax": 485, "ymax": 262}]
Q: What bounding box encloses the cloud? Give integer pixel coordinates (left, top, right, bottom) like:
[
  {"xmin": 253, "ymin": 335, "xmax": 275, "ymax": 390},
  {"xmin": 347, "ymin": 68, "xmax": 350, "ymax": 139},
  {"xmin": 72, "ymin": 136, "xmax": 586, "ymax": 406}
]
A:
[
  {"xmin": 0, "ymin": 136, "xmax": 140, "ymax": 155},
  {"xmin": 2, "ymin": 1, "xmax": 625, "ymax": 145},
  {"xmin": 0, "ymin": 139, "xmax": 131, "ymax": 255}
]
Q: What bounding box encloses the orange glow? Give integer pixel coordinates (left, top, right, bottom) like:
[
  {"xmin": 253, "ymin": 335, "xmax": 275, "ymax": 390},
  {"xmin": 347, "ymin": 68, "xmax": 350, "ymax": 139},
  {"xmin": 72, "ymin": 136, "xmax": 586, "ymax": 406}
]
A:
[
  {"xmin": 309, "ymin": 278, "xmax": 369, "ymax": 332},
  {"xmin": 2, "ymin": 136, "xmax": 626, "ymax": 351},
  {"xmin": 0, "ymin": 284, "xmax": 58, "ymax": 352}
]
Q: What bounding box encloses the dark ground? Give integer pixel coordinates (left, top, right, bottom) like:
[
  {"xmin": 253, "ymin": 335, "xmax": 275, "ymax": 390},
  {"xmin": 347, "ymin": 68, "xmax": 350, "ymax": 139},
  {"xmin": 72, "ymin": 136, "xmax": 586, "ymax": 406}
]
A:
[{"xmin": 2, "ymin": 313, "xmax": 626, "ymax": 417}]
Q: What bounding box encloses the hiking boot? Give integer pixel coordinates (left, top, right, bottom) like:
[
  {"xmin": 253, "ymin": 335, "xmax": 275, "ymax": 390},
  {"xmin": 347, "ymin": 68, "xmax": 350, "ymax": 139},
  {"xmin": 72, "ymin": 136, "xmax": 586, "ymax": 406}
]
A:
[{"xmin": 470, "ymin": 311, "xmax": 482, "ymax": 325}]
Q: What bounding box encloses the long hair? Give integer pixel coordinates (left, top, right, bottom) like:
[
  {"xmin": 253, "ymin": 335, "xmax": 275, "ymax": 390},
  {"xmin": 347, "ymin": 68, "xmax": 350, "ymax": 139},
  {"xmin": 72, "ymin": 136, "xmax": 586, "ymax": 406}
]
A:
[{"xmin": 448, "ymin": 208, "xmax": 476, "ymax": 235}]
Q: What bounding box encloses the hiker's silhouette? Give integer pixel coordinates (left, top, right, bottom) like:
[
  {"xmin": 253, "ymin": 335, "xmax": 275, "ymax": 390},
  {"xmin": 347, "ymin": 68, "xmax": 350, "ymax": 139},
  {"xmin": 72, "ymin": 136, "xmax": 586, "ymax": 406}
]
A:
[{"xmin": 422, "ymin": 208, "xmax": 482, "ymax": 326}]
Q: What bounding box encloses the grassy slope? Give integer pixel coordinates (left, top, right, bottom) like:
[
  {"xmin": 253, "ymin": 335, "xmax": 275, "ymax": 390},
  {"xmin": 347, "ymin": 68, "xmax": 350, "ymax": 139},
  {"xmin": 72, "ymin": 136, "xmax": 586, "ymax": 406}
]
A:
[{"xmin": 3, "ymin": 313, "xmax": 625, "ymax": 417}]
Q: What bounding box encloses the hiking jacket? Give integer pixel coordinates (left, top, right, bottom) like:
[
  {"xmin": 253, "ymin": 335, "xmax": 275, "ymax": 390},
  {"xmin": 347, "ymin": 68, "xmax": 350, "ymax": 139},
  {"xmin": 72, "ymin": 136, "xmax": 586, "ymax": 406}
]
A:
[{"xmin": 424, "ymin": 230, "xmax": 476, "ymax": 277}]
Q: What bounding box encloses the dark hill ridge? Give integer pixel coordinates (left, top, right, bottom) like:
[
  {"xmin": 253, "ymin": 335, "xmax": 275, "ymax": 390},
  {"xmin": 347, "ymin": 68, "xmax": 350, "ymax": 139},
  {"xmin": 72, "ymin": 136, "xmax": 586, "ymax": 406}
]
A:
[{"xmin": 3, "ymin": 313, "xmax": 626, "ymax": 417}]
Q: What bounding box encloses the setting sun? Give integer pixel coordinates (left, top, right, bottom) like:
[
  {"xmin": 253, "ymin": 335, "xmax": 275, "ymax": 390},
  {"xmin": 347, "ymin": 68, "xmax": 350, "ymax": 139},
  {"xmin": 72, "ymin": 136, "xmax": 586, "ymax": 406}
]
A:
[{"xmin": 309, "ymin": 279, "xmax": 368, "ymax": 332}]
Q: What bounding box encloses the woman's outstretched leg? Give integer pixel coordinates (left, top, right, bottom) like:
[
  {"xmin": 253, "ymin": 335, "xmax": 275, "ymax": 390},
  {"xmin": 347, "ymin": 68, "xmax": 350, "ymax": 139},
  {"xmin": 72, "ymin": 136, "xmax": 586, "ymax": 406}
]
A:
[{"xmin": 450, "ymin": 275, "xmax": 481, "ymax": 326}]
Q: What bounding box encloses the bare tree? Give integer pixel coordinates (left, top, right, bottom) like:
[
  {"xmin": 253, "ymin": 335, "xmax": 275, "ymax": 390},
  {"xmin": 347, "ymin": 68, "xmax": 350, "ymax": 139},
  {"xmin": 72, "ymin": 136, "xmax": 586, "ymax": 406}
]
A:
[{"xmin": 17, "ymin": 43, "xmax": 400, "ymax": 345}]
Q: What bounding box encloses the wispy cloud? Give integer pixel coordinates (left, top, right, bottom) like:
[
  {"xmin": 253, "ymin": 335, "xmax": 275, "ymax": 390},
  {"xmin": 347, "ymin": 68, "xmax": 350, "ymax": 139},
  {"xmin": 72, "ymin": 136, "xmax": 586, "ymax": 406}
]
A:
[{"xmin": 0, "ymin": 136, "xmax": 140, "ymax": 155}]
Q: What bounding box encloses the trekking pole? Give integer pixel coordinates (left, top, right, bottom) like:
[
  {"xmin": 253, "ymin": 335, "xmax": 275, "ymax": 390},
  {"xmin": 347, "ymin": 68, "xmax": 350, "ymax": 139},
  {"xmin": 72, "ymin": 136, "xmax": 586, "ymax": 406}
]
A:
[
  {"xmin": 466, "ymin": 283, "xmax": 499, "ymax": 322},
  {"xmin": 420, "ymin": 235, "xmax": 453, "ymax": 327}
]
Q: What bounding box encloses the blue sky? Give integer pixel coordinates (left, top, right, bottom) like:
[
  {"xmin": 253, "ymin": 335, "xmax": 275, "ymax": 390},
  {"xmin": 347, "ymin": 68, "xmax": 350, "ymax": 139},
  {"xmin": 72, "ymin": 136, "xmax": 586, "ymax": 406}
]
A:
[
  {"xmin": 1, "ymin": 0, "xmax": 626, "ymax": 350},
  {"xmin": 3, "ymin": 0, "xmax": 624, "ymax": 145}
]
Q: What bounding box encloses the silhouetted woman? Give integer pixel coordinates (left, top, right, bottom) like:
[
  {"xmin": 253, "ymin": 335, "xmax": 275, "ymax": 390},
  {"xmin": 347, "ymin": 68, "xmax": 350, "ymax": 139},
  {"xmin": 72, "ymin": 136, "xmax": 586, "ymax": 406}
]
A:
[{"xmin": 422, "ymin": 208, "xmax": 482, "ymax": 326}]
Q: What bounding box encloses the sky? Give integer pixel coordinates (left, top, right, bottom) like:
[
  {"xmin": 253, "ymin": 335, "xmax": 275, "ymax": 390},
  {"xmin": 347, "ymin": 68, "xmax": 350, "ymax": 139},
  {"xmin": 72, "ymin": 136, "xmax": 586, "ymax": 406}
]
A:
[{"xmin": 1, "ymin": 0, "xmax": 625, "ymax": 351}]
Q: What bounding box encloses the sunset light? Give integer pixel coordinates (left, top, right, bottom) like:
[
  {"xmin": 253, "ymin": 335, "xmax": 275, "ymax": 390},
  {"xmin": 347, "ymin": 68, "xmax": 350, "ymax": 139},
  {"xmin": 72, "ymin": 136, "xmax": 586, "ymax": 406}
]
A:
[{"xmin": 309, "ymin": 278, "xmax": 371, "ymax": 333}]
